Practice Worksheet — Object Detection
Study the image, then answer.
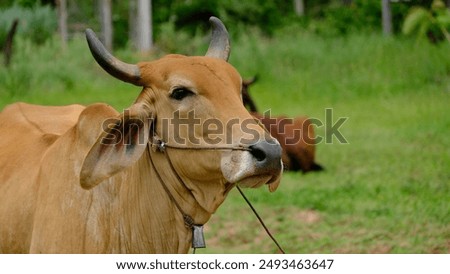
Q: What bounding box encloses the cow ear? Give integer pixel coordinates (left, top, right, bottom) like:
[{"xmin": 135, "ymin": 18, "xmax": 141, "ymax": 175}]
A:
[{"xmin": 80, "ymin": 102, "xmax": 154, "ymax": 189}]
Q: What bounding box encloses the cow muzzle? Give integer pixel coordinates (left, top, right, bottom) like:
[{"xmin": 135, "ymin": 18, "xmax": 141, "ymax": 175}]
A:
[
  {"xmin": 221, "ymin": 137, "xmax": 283, "ymax": 192},
  {"xmin": 248, "ymin": 138, "xmax": 282, "ymax": 174}
]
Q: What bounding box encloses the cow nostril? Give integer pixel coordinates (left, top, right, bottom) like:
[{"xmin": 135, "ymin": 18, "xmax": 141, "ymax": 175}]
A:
[{"xmin": 249, "ymin": 145, "xmax": 266, "ymax": 162}]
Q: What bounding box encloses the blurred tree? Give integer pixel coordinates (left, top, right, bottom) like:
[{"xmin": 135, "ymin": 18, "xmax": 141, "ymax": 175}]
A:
[
  {"xmin": 1, "ymin": 0, "xmax": 444, "ymax": 48},
  {"xmin": 129, "ymin": 0, "xmax": 137, "ymax": 47},
  {"xmin": 130, "ymin": 0, "xmax": 153, "ymax": 52},
  {"xmin": 98, "ymin": 0, "xmax": 113, "ymax": 51},
  {"xmin": 294, "ymin": 0, "xmax": 305, "ymax": 16},
  {"xmin": 382, "ymin": 0, "xmax": 393, "ymax": 35},
  {"xmin": 56, "ymin": 0, "xmax": 68, "ymax": 48}
]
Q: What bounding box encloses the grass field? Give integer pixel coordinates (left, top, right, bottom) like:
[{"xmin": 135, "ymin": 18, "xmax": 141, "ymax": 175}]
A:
[{"xmin": 1, "ymin": 28, "xmax": 449, "ymax": 253}]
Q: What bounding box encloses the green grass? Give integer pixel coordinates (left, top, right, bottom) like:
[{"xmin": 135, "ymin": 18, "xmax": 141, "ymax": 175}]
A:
[{"xmin": 1, "ymin": 27, "xmax": 449, "ymax": 253}]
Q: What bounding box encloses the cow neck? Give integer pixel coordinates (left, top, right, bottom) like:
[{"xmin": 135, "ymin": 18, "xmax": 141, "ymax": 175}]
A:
[
  {"xmin": 146, "ymin": 135, "xmax": 286, "ymax": 254},
  {"xmin": 147, "ymin": 142, "xmax": 208, "ymax": 251}
]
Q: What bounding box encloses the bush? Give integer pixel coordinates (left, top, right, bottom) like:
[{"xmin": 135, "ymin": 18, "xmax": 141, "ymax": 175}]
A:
[
  {"xmin": 0, "ymin": 4, "xmax": 56, "ymax": 46},
  {"xmin": 155, "ymin": 20, "xmax": 206, "ymax": 56},
  {"xmin": 0, "ymin": 35, "xmax": 95, "ymax": 97},
  {"xmin": 402, "ymin": 0, "xmax": 450, "ymax": 43},
  {"xmin": 156, "ymin": 0, "xmax": 294, "ymax": 37},
  {"xmin": 306, "ymin": 0, "xmax": 412, "ymax": 36}
]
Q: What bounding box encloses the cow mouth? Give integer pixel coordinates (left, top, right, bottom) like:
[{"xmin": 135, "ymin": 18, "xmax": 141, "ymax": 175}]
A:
[
  {"xmin": 237, "ymin": 171, "xmax": 281, "ymax": 192},
  {"xmin": 221, "ymin": 149, "xmax": 283, "ymax": 192}
]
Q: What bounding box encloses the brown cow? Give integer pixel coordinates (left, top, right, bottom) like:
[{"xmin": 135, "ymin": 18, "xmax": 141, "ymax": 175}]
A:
[
  {"xmin": 0, "ymin": 17, "xmax": 282, "ymax": 253},
  {"xmin": 242, "ymin": 77, "xmax": 323, "ymax": 173}
]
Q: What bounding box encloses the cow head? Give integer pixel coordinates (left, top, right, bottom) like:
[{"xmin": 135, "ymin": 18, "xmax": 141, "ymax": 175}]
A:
[{"xmin": 80, "ymin": 17, "xmax": 282, "ymax": 211}]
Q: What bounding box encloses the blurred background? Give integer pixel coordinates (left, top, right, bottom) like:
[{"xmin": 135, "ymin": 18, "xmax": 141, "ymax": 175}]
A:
[{"xmin": 0, "ymin": 0, "xmax": 449, "ymax": 253}]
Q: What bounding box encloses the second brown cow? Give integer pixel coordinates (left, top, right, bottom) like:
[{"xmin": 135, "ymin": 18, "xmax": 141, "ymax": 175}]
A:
[{"xmin": 242, "ymin": 77, "xmax": 323, "ymax": 173}]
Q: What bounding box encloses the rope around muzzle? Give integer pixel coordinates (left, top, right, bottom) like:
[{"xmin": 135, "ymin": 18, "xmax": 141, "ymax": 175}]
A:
[
  {"xmin": 151, "ymin": 136, "xmax": 252, "ymax": 152},
  {"xmin": 149, "ymin": 136, "xmax": 285, "ymax": 254}
]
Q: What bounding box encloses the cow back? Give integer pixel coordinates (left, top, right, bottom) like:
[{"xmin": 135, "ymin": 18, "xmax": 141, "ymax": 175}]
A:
[{"xmin": 0, "ymin": 102, "xmax": 84, "ymax": 253}]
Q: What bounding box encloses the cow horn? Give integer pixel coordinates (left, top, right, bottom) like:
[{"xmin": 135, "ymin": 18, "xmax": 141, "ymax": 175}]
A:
[
  {"xmin": 205, "ymin": 17, "xmax": 230, "ymax": 61},
  {"xmin": 85, "ymin": 29, "xmax": 141, "ymax": 86}
]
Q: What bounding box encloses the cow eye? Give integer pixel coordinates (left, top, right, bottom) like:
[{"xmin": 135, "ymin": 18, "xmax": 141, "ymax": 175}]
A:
[{"xmin": 170, "ymin": 87, "xmax": 193, "ymax": 101}]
